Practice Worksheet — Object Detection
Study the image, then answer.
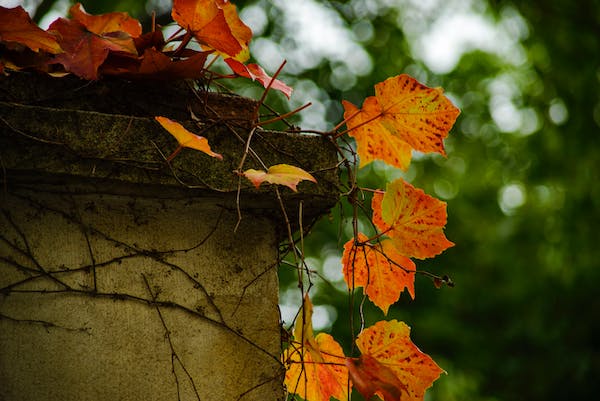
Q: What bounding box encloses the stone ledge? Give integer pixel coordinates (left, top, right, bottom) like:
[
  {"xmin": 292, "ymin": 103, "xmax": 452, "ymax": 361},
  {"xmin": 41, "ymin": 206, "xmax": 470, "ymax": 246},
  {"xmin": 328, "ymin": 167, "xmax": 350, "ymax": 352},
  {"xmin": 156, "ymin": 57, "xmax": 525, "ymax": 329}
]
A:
[{"xmin": 0, "ymin": 73, "xmax": 340, "ymax": 232}]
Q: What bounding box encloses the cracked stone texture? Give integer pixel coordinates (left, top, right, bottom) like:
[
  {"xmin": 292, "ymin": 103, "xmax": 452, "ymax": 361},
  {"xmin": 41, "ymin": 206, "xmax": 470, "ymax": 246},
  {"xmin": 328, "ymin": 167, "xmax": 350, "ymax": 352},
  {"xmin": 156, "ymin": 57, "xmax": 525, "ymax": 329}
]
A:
[{"xmin": 0, "ymin": 73, "xmax": 340, "ymax": 401}]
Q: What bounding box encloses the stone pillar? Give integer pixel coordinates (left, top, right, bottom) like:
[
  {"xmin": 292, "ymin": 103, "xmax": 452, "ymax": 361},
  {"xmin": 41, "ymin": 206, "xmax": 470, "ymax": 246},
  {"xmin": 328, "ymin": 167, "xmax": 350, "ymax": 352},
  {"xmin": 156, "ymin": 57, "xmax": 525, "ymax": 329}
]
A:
[{"xmin": 0, "ymin": 73, "xmax": 338, "ymax": 401}]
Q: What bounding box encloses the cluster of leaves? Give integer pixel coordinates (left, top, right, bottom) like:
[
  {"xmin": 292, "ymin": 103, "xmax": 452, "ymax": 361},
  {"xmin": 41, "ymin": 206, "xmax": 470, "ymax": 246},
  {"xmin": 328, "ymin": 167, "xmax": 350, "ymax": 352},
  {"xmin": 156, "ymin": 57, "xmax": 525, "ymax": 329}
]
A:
[
  {"xmin": 1, "ymin": 2, "xmax": 460, "ymax": 401},
  {"xmin": 284, "ymin": 74, "xmax": 459, "ymax": 401},
  {"xmin": 0, "ymin": 0, "xmax": 290, "ymax": 96}
]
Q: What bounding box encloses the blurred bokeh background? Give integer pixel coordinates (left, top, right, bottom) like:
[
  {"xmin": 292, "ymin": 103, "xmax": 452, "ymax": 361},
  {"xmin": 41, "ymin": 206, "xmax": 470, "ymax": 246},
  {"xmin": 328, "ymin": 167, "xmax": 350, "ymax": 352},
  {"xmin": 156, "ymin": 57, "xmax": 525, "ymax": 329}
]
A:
[{"xmin": 6, "ymin": 0, "xmax": 599, "ymax": 399}]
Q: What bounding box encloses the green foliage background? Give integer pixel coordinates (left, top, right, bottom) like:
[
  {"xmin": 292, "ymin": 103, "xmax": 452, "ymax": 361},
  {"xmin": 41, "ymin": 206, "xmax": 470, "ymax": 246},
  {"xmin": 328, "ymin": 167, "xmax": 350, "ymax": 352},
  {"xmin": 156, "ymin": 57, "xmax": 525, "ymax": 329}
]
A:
[{"xmin": 23, "ymin": 0, "xmax": 600, "ymax": 399}]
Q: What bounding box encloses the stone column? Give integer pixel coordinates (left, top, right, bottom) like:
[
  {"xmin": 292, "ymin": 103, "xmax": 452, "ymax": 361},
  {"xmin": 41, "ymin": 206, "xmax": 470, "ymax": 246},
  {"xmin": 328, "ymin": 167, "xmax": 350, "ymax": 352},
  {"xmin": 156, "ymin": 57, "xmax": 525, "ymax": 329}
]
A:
[{"xmin": 0, "ymin": 73, "xmax": 338, "ymax": 401}]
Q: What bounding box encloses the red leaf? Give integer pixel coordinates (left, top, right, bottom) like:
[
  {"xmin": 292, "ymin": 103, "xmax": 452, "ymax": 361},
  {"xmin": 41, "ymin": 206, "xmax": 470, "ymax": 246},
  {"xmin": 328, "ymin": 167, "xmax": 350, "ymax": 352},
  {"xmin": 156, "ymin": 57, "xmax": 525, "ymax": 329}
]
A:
[
  {"xmin": 346, "ymin": 354, "xmax": 406, "ymax": 401},
  {"xmin": 225, "ymin": 58, "xmax": 293, "ymax": 98},
  {"xmin": 0, "ymin": 6, "xmax": 62, "ymax": 54},
  {"xmin": 49, "ymin": 18, "xmax": 137, "ymax": 80},
  {"xmin": 105, "ymin": 48, "xmax": 210, "ymax": 80}
]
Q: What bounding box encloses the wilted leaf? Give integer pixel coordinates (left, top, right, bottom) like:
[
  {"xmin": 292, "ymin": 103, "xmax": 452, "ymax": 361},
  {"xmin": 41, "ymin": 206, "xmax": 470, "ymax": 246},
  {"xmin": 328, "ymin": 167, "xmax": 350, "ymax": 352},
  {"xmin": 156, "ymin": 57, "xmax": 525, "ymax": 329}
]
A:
[
  {"xmin": 243, "ymin": 164, "xmax": 316, "ymax": 192},
  {"xmin": 375, "ymin": 74, "xmax": 460, "ymax": 155},
  {"xmin": 0, "ymin": 6, "xmax": 62, "ymax": 54},
  {"xmin": 353, "ymin": 320, "xmax": 444, "ymax": 401},
  {"xmin": 131, "ymin": 48, "xmax": 210, "ymax": 79},
  {"xmin": 342, "ymin": 98, "xmax": 412, "ymax": 170},
  {"xmin": 284, "ymin": 296, "xmax": 349, "ymax": 401},
  {"xmin": 372, "ymin": 178, "xmax": 454, "ymax": 259},
  {"xmin": 342, "ymin": 233, "xmax": 416, "ymax": 314},
  {"xmin": 225, "ymin": 58, "xmax": 292, "ymax": 98},
  {"xmin": 346, "ymin": 354, "xmax": 406, "ymax": 401},
  {"xmin": 172, "ymin": 0, "xmax": 252, "ymax": 61},
  {"xmin": 155, "ymin": 116, "xmax": 222, "ymax": 160}
]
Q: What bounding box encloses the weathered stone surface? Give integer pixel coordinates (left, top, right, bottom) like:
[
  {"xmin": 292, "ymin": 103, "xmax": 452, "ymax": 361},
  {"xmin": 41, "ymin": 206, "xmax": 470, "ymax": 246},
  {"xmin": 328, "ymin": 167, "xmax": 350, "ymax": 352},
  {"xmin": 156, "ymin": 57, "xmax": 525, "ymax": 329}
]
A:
[{"xmin": 0, "ymin": 73, "xmax": 339, "ymax": 401}]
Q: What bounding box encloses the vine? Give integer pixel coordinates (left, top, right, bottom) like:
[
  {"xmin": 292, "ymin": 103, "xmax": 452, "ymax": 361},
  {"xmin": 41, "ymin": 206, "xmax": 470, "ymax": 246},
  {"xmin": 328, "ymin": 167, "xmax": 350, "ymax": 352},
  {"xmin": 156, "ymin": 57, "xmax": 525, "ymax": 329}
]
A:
[{"xmin": 0, "ymin": 1, "xmax": 460, "ymax": 401}]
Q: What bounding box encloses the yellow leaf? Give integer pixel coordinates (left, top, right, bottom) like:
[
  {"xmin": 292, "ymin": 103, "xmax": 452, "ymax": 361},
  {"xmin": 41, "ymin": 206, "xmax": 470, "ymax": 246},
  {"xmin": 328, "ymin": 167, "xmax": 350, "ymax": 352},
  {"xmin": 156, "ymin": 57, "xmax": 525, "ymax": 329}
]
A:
[
  {"xmin": 243, "ymin": 164, "xmax": 316, "ymax": 192},
  {"xmin": 284, "ymin": 296, "xmax": 348, "ymax": 401},
  {"xmin": 155, "ymin": 116, "xmax": 223, "ymax": 160}
]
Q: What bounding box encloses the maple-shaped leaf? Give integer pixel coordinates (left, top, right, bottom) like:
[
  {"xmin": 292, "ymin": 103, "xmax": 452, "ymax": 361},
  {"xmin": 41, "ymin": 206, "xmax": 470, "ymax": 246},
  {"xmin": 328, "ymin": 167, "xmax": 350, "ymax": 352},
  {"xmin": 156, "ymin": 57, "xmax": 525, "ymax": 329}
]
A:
[
  {"xmin": 343, "ymin": 74, "xmax": 459, "ymax": 170},
  {"xmin": 243, "ymin": 164, "xmax": 316, "ymax": 192},
  {"xmin": 155, "ymin": 116, "xmax": 223, "ymax": 160},
  {"xmin": 342, "ymin": 98, "xmax": 412, "ymax": 170},
  {"xmin": 48, "ymin": 5, "xmax": 140, "ymax": 80},
  {"xmin": 372, "ymin": 178, "xmax": 454, "ymax": 259},
  {"xmin": 0, "ymin": 6, "xmax": 62, "ymax": 54},
  {"xmin": 69, "ymin": 3, "xmax": 141, "ymax": 38},
  {"xmin": 225, "ymin": 58, "xmax": 293, "ymax": 98},
  {"xmin": 375, "ymin": 74, "xmax": 460, "ymax": 155},
  {"xmin": 283, "ymin": 295, "xmax": 349, "ymax": 401},
  {"xmin": 349, "ymin": 320, "xmax": 444, "ymax": 401},
  {"xmin": 172, "ymin": 0, "xmax": 252, "ymax": 62},
  {"xmin": 342, "ymin": 233, "xmax": 416, "ymax": 314}
]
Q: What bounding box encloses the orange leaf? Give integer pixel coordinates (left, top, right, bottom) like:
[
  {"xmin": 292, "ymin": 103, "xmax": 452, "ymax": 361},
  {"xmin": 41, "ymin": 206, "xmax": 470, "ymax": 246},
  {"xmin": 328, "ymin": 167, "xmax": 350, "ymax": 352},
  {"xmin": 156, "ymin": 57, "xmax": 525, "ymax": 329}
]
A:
[
  {"xmin": 374, "ymin": 74, "xmax": 460, "ymax": 155},
  {"xmin": 225, "ymin": 58, "xmax": 293, "ymax": 99},
  {"xmin": 342, "ymin": 233, "xmax": 416, "ymax": 314},
  {"xmin": 353, "ymin": 320, "xmax": 444, "ymax": 401},
  {"xmin": 372, "ymin": 178, "xmax": 454, "ymax": 259},
  {"xmin": 243, "ymin": 164, "xmax": 316, "ymax": 192},
  {"xmin": 283, "ymin": 296, "xmax": 349, "ymax": 401},
  {"xmin": 0, "ymin": 6, "xmax": 62, "ymax": 54},
  {"xmin": 155, "ymin": 116, "xmax": 223, "ymax": 160},
  {"xmin": 342, "ymin": 98, "xmax": 412, "ymax": 170},
  {"xmin": 172, "ymin": 0, "xmax": 252, "ymax": 61},
  {"xmin": 346, "ymin": 354, "xmax": 406, "ymax": 401},
  {"xmin": 69, "ymin": 3, "xmax": 141, "ymax": 38},
  {"xmin": 49, "ymin": 6, "xmax": 139, "ymax": 80}
]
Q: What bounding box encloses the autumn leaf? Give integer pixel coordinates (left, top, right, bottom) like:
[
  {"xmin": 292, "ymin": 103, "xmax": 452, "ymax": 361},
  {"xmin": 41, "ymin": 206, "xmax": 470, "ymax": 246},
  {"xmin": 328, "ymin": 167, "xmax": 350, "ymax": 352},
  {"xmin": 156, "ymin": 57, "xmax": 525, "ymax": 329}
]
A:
[
  {"xmin": 110, "ymin": 48, "xmax": 210, "ymax": 80},
  {"xmin": 283, "ymin": 295, "xmax": 349, "ymax": 401},
  {"xmin": 225, "ymin": 58, "xmax": 293, "ymax": 98},
  {"xmin": 375, "ymin": 74, "xmax": 460, "ymax": 155},
  {"xmin": 172, "ymin": 0, "xmax": 252, "ymax": 61},
  {"xmin": 343, "ymin": 74, "xmax": 459, "ymax": 170},
  {"xmin": 155, "ymin": 116, "xmax": 223, "ymax": 160},
  {"xmin": 69, "ymin": 3, "xmax": 141, "ymax": 38},
  {"xmin": 0, "ymin": 6, "xmax": 62, "ymax": 54},
  {"xmin": 372, "ymin": 178, "xmax": 454, "ymax": 259},
  {"xmin": 48, "ymin": 5, "xmax": 140, "ymax": 80},
  {"xmin": 342, "ymin": 233, "xmax": 416, "ymax": 314},
  {"xmin": 350, "ymin": 320, "xmax": 444, "ymax": 401},
  {"xmin": 342, "ymin": 98, "xmax": 412, "ymax": 170},
  {"xmin": 243, "ymin": 164, "xmax": 316, "ymax": 192},
  {"xmin": 346, "ymin": 354, "xmax": 407, "ymax": 401}
]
